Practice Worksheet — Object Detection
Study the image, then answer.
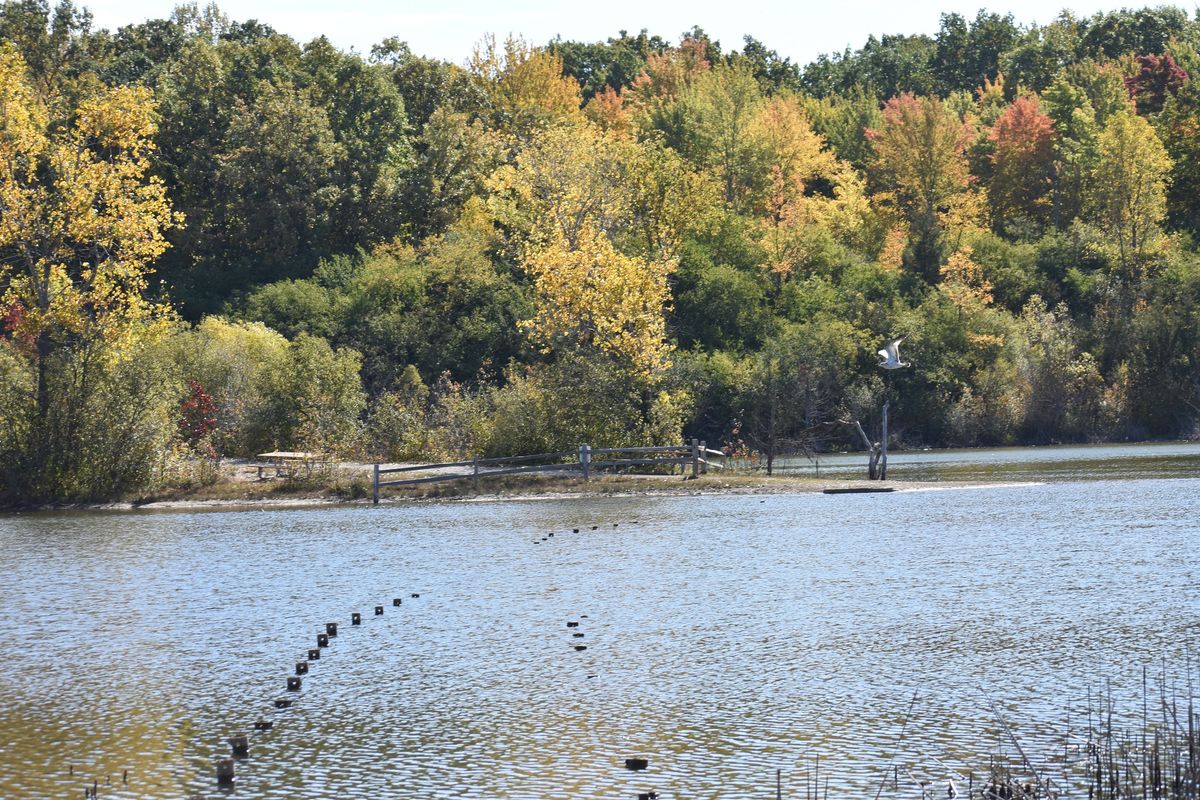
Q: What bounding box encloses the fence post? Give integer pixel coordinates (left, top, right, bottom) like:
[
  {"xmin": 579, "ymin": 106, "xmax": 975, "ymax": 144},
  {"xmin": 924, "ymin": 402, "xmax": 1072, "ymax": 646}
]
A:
[
  {"xmin": 700, "ymin": 440, "xmax": 707, "ymax": 475},
  {"xmin": 691, "ymin": 438, "xmax": 699, "ymax": 478},
  {"xmin": 472, "ymin": 455, "xmax": 479, "ymax": 489},
  {"xmin": 373, "ymin": 463, "xmax": 380, "ymax": 505},
  {"xmin": 579, "ymin": 444, "xmax": 591, "ymax": 481}
]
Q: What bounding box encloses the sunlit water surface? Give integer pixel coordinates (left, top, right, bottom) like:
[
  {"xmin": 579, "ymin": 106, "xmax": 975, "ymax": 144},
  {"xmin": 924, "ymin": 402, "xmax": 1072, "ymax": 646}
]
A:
[{"xmin": 1, "ymin": 443, "xmax": 1199, "ymax": 799}]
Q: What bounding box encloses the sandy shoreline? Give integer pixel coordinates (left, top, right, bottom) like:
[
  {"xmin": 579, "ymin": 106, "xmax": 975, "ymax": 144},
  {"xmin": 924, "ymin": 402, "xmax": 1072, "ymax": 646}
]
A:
[{"xmin": 6, "ymin": 475, "xmax": 1046, "ymax": 514}]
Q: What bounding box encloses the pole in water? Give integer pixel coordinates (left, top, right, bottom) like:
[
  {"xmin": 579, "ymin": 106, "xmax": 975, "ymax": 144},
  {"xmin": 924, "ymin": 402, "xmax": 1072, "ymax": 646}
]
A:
[
  {"xmin": 296, "ymin": 661, "xmax": 308, "ymax": 675},
  {"xmin": 216, "ymin": 759, "xmax": 235, "ymax": 786},
  {"xmin": 374, "ymin": 605, "xmax": 383, "ymax": 615},
  {"xmin": 392, "ymin": 598, "xmax": 402, "ymax": 606},
  {"xmin": 308, "ymin": 648, "xmax": 321, "ymax": 660},
  {"xmin": 351, "ymin": 612, "xmax": 361, "ymax": 625},
  {"xmin": 317, "ymin": 633, "xmax": 329, "ymax": 647},
  {"xmin": 326, "ymin": 622, "xmax": 338, "ymax": 637},
  {"xmin": 776, "ymin": 768, "xmax": 782, "ymax": 800},
  {"xmin": 287, "ymin": 676, "xmax": 302, "ymax": 691}
]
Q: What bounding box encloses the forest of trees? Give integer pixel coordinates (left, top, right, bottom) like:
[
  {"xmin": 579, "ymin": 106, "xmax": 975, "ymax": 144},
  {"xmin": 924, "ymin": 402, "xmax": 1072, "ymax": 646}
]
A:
[{"xmin": 3, "ymin": 1, "xmax": 1200, "ymax": 503}]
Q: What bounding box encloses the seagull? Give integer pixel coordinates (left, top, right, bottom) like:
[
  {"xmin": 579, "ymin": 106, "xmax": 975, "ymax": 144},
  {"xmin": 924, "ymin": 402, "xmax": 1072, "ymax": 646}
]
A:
[{"xmin": 877, "ymin": 337, "xmax": 910, "ymax": 369}]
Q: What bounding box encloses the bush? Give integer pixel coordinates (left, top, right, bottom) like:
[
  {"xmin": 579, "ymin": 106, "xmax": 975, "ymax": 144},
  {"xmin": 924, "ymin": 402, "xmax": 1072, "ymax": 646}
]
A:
[
  {"xmin": 481, "ymin": 352, "xmax": 689, "ymax": 456},
  {"xmin": 1, "ymin": 331, "xmax": 185, "ymax": 505}
]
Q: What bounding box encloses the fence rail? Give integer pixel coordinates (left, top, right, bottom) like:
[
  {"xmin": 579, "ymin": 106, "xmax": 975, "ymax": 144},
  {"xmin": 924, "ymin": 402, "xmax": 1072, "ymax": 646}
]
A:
[{"xmin": 372, "ymin": 440, "xmax": 725, "ymax": 503}]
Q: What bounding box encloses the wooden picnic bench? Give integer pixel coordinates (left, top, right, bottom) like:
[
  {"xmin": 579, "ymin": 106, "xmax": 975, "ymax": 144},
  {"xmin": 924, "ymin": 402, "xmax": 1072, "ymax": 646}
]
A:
[{"xmin": 254, "ymin": 451, "xmax": 331, "ymax": 480}]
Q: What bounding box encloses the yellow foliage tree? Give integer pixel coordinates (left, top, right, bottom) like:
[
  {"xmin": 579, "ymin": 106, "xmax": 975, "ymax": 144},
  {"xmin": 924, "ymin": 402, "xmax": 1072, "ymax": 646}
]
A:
[
  {"xmin": 1088, "ymin": 112, "xmax": 1172, "ymax": 274},
  {"xmin": 489, "ymin": 122, "xmax": 713, "ymax": 378},
  {"xmin": 745, "ymin": 94, "xmax": 868, "ymax": 280},
  {"xmin": 470, "ymin": 36, "xmax": 583, "ymax": 134},
  {"xmin": 939, "ymin": 245, "xmax": 993, "ymax": 308},
  {"xmin": 940, "ymin": 245, "xmax": 1004, "ymax": 348},
  {"xmin": 522, "ymin": 224, "xmax": 675, "ymax": 377},
  {"xmin": 866, "ymin": 93, "xmax": 981, "ymax": 283},
  {"xmin": 0, "ymin": 45, "xmax": 181, "ymax": 429},
  {"xmin": 488, "ymin": 121, "xmax": 712, "ymax": 261}
]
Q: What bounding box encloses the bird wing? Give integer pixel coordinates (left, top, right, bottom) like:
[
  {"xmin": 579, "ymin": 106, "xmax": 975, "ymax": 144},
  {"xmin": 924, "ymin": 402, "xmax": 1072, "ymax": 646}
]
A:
[
  {"xmin": 883, "ymin": 340, "xmax": 900, "ymax": 359},
  {"xmin": 877, "ymin": 349, "xmax": 889, "ymax": 361}
]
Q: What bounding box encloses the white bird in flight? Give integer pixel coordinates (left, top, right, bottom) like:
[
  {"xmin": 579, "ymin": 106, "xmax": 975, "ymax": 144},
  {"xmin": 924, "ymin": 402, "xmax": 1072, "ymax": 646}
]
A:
[{"xmin": 877, "ymin": 337, "xmax": 910, "ymax": 369}]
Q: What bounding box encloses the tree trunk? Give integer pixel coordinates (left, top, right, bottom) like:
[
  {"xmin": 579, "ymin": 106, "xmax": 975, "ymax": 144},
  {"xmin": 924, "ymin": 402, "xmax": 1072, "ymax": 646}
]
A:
[
  {"xmin": 849, "ymin": 419, "xmax": 879, "ymax": 480},
  {"xmin": 879, "ymin": 401, "xmax": 889, "ymax": 481}
]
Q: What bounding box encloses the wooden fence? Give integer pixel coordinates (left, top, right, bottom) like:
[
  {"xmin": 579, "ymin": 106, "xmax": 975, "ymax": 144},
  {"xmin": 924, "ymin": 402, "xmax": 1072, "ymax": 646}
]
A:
[{"xmin": 372, "ymin": 440, "xmax": 727, "ymax": 503}]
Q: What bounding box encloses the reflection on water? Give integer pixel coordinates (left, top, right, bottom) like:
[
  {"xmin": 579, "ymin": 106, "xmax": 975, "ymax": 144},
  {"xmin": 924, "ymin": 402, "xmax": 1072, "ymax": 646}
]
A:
[
  {"xmin": 1, "ymin": 447, "xmax": 1198, "ymax": 798},
  {"xmin": 776, "ymin": 440, "xmax": 1200, "ymax": 483}
]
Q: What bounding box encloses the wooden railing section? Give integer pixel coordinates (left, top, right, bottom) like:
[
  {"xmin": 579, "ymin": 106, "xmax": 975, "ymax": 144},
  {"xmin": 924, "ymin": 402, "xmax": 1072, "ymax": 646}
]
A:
[{"xmin": 372, "ymin": 440, "xmax": 727, "ymax": 503}]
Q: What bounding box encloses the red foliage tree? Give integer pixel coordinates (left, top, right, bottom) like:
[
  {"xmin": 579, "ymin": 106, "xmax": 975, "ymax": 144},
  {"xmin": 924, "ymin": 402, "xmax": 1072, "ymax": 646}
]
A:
[
  {"xmin": 988, "ymin": 95, "xmax": 1056, "ymax": 229},
  {"xmin": 1124, "ymin": 53, "xmax": 1188, "ymax": 114}
]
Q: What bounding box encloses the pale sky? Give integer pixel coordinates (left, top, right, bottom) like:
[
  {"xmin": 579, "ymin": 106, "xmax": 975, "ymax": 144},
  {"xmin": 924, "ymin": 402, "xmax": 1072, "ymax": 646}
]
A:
[{"xmin": 84, "ymin": 1, "xmax": 1192, "ymax": 65}]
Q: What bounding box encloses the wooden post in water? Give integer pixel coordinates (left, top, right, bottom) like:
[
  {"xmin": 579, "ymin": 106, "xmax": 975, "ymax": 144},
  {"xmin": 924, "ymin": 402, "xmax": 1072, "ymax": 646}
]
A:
[
  {"xmin": 372, "ymin": 463, "xmax": 380, "ymax": 504},
  {"xmin": 880, "ymin": 401, "xmax": 889, "ymax": 481},
  {"xmin": 700, "ymin": 440, "xmax": 707, "ymax": 475},
  {"xmin": 691, "ymin": 438, "xmax": 699, "ymax": 478}
]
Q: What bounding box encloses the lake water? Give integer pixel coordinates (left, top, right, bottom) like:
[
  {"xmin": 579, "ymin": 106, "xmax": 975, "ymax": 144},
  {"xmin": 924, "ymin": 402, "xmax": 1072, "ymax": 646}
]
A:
[{"xmin": 1, "ymin": 443, "xmax": 1199, "ymax": 799}]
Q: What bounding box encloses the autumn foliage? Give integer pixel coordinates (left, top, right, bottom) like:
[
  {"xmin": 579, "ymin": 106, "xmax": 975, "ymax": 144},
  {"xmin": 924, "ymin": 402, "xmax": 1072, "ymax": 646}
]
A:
[{"xmin": 5, "ymin": 3, "xmax": 1200, "ymax": 503}]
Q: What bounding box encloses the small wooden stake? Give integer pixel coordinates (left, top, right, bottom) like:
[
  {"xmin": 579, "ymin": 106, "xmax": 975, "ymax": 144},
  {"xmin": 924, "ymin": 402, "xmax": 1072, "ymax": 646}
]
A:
[
  {"xmin": 216, "ymin": 759, "xmax": 235, "ymax": 786},
  {"xmin": 228, "ymin": 734, "xmax": 249, "ymax": 758}
]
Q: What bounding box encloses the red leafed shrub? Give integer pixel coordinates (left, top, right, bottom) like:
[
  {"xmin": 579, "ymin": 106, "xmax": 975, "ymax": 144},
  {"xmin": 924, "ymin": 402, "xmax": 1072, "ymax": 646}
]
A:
[
  {"xmin": 179, "ymin": 379, "xmax": 218, "ymax": 447},
  {"xmin": 1, "ymin": 301, "xmax": 36, "ymax": 352}
]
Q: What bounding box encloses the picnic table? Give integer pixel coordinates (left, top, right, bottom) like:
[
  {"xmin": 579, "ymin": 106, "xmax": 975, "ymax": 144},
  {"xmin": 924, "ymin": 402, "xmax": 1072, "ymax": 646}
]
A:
[{"xmin": 255, "ymin": 451, "xmax": 331, "ymax": 480}]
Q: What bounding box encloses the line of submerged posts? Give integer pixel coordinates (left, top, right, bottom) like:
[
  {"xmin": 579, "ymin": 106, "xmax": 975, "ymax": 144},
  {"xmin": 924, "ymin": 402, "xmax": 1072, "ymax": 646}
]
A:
[{"xmin": 206, "ymin": 591, "xmax": 421, "ymax": 792}]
